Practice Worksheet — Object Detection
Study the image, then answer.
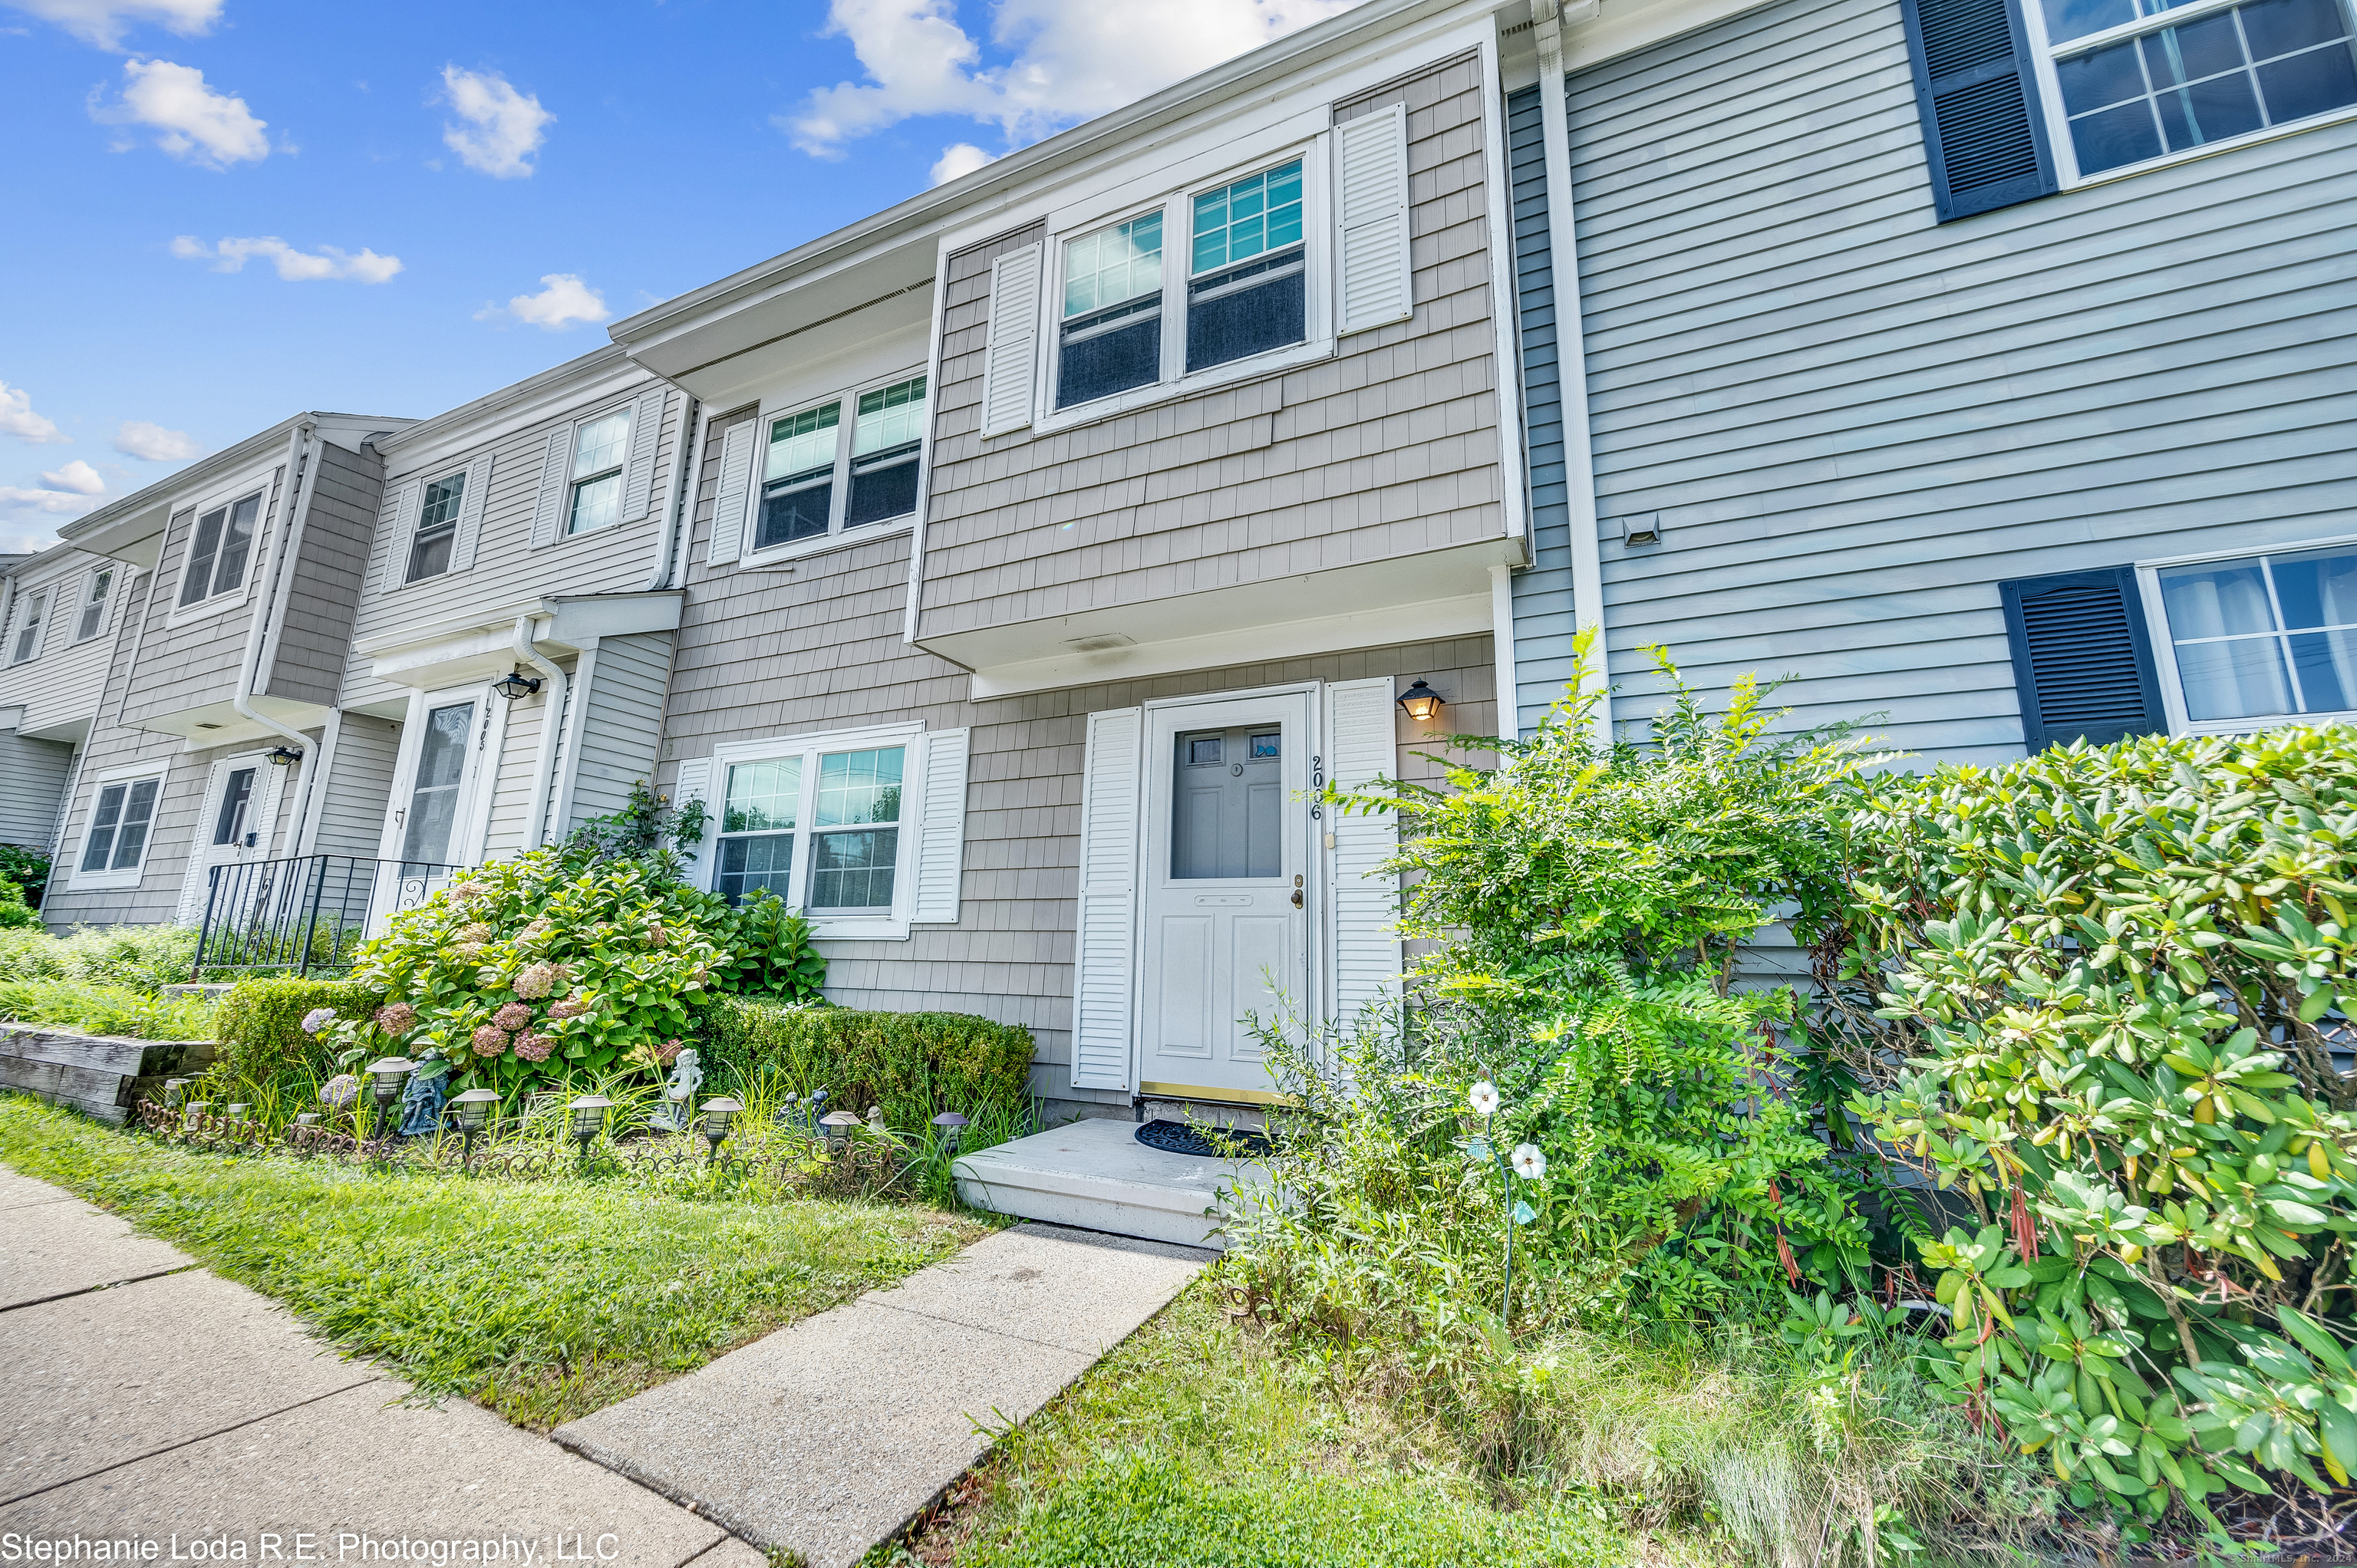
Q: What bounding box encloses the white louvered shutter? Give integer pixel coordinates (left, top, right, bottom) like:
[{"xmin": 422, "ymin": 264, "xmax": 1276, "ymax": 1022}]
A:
[
  {"xmin": 448, "ymin": 453, "xmax": 495, "ymax": 573},
  {"xmin": 619, "ymin": 387, "xmax": 668, "ymax": 523},
  {"xmin": 1326, "ymin": 677, "xmax": 1402, "ymax": 1023},
  {"xmin": 1071, "ymin": 707, "xmax": 1142, "ymax": 1092},
  {"xmin": 914, "ymin": 727, "xmax": 971, "ymax": 924},
  {"xmin": 706, "ymin": 419, "xmax": 757, "ymax": 566},
  {"xmin": 978, "ymin": 243, "xmax": 1043, "ymax": 438},
  {"xmin": 373, "ymin": 480, "xmax": 420, "ymax": 595},
  {"xmin": 529, "ymin": 422, "xmax": 576, "ymax": 548},
  {"xmin": 1333, "ymin": 104, "xmax": 1413, "ymax": 335},
  {"xmin": 670, "ymin": 757, "xmax": 712, "ymax": 870}
]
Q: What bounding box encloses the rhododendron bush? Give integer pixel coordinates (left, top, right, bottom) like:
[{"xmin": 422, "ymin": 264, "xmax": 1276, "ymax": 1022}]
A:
[{"xmin": 321, "ymin": 846, "xmax": 821, "ymax": 1098}]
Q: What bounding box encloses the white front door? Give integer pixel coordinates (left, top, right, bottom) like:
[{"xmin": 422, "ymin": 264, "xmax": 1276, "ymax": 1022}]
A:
[
  {"xmin": 368, "ymin": 687, "xmax": 496, "ymax": 932},
  {"xmin": 1138, "ymin": 688, "xmax": 1314, "ymax": 1102},
  {"xmin": 176, "ymin": 753, "xmax": 286, "ymax": 923}
]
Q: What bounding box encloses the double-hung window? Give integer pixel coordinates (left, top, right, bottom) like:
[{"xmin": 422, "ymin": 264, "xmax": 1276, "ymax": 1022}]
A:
[
  {"xmin": 1057, "ymin": 214, "xmax": 1165, "ymax": 409},
  {"xmin": 178, "ymin": 490, "xmax": 262, "ymax": 607},
  {"xmin": 8, "ymin": 588, "xmax": 47, "ymax": 664},
  {"xmin": 714, "ymin": 742, "xmax": 905, "ymax": 914},
  {"xmin": 750, "ymin": 375, "xmax": 928, "ymax": 554},
  {"xmin": 79, "ymin": 775, "xmax": 162, "ymax": 879},
  {"xmin": 2154, "ymin": 543, "xmax": 2357, "ymax": 722},
  {"xmin": 1186, "ymin": 159, "xmax": 1307, "ymax": 373},
  {"xmin": 71, "ymin": 567, "xmax": 111, "ymax": 644},
  {"xmin": 406, "ymin": 473, "xmax": 467, "ymax": 581},
  {"xmin": 568, "ymin": 408, "xmax": 632, "ymax": 536},
  {"xmin": 2044, "ymin": 0, "xmax": 2357, "ymax": 174}
]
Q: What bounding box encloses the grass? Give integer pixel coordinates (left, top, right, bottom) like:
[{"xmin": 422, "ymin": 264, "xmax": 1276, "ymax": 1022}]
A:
[
  {"xmin": 0, "ymin": 1095, "xmax": 990, "ymax": 1430},
  {"xmin": 0, "ymin": 977, "xmax": 217, "ymax": 1039},
  {"xmin": 885, "ymin": 1284, "xmax": 1630, "ymax": 1568}
]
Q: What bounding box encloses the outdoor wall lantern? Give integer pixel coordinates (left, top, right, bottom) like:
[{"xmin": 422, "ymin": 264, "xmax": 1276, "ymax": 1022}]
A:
[
  {"xmin": 819, "ymin": 1108, "xmax": 861, "ymax": 1151},
  {"xmin": 265, "ymin": 744, "xmax": 303, "ymax": 767},
  {"xmin": 1396, "ymin": 680, "xmax": 1445, "ymax": 723},
  {"xmin": 450, "ymin": 1087, "xmax": 501, "ymax": 1168},
  {"xmin": 364, "ymin": 1057, "xmax": 414, "ymax": 1132},
  {"xmin": 568, "ymin": 1094, "xmax": 614, "ymax": 1161},
  {"xmin": 701, "ymin": 1096, "xmax": 743, "ymax": 1161},
  {"xmin": 931, "ymin": 1111, "xmax": 970, "ymax": 1154},
  {"xmin": 493, "ymin": 672, "xmax": 543, "ymax": 702}
]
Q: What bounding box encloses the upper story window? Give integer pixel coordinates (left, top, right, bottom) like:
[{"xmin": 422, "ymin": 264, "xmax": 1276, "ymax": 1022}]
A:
[
  {"xmin": 752, "ymin": 375, "xmax": 928, "ymax": 554},
  {"xmin": 2049, "ymin": 0, "xmax": 2357, "ymax": 173},
  {"xmin": 406, "ymin": 473, "xmax": 467, "ymax": 583},
  {"xmin": 79, "ymin": 773, "xmax": 161, "ymax": 878},
  {"xmin": 1057, "ymin": 215, "xmax": 1165, "ymax": 410},
  {"xmin": 8, "ymin": 588, "xmax": 48, "ymax": 664},
  {"xmin": 569, "ymin": 408, "xmax": 632, "ymax": 536},
  {"xmin": 2157, "ymin": 543, "xmax": 2357, "ymax": 720},
  {"xmin": 71, "ymin": 566, "xmax": 112, "ymax": 644},
  {"xmin": 1187, "ymin": 160, "xmax": 1307, "ymax": 373},
  {"xmin": 179, "ymin": 490, "xmax": 262, "ymax": 607}
]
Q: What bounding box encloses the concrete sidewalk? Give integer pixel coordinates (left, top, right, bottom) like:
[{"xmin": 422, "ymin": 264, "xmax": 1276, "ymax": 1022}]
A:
[
  {"xmin": 555, "ymin": 1223, "xmax": 1211, "ymax": 1568},
  {"xmin": 0, "ymin": 1169, "xmax": 760, "ymax": 1568}
]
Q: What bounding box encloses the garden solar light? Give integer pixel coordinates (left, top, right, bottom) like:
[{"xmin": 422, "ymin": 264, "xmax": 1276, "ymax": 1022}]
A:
[
  {"xmin": 450, "ymin": 1087, "xmax": 500, "ymax": 1168},
  {"xmin": 294, "ymin": 1112, "xmax": 321, "ymax": 1128},
  {"xmin": 568, "ymin": 1094, "xmax": 613, "ymax": 1160},
  {"xmin": 1396, "ymin": 679, "xmax": 1444, "ymax": 723},
  {"xmin": 701, "ymin": 1096, "xmax": 743, "ymax": 1160},
  {"xmin": 932, "ymin": 1110, "xmax": 970, "ymax": 1153},
  {"xmin": 820, "ymin": 1108, "xmax": 860, "ymax": 1150},
  {"xmin": 184, "ymin": 1100, "xmax": 209, "ymax": 1129},
  {"xmin": 364, "ymin": 1057, "xmax": 414, "ymax": 1138},
  {"xmin": 163, "ymin": 1077, "xmax": 189, "ymax": 1108},
  {"xmin": 493, "ymin": 671, "xmax": 543, "ymax": 701}
]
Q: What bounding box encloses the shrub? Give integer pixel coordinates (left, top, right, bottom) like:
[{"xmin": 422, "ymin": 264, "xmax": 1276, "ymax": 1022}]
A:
[
  {"xmin": 0, "ymin": 844, "xmax": 48, "ymax": 906},
  {"xmin": 1838, "ymin": 726, "xmax": 2357, "ymax": 1533},
  {"xmin": 704, "ymin": 997, "xmax": 1033, "ymax": 1138},
  {"xmin": 0, "ymin": 880, "xmax": 36, "ymax": 931},
  {"xmin": 0, "ymin": 977, "xmax": 215, "ymax": 1040},
  {"xmin": 209, "ymin": 977, "xmax": 384, "ymax": 1094},
  {"xmin": 0, "ymin": 924, "xmax": 201, "ymax": 990}
]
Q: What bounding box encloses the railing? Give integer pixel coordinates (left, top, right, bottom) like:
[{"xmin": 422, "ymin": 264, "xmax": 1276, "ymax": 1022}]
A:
[{"xmin": 192, "ymin": 855, "xmax": 467, "ymax": 978}]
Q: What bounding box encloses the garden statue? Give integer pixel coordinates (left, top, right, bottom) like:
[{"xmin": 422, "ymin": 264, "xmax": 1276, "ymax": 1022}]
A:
[
  {"xmin": 397, "ymin": 1049, "xmax": 451, "ymax": 1137},
  {"xmin": 649, "ymin": 1047, "xmax": 704, "ymax": 1132}
]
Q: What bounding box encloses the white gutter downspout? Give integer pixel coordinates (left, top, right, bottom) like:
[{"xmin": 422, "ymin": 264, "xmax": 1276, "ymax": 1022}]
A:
[
  {"xmin": 233, "ymin": 419, "xmax": 328, "ymax": 844},
  {"xmin": 511, "ymin": 614, "xmax": 566, "ymax": 849},
  {"xmin": 1532, "ymin": 0, "xmax": 1613, "ymax": 742}
]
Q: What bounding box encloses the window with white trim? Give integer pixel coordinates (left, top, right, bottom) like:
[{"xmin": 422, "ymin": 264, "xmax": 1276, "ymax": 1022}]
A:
[
  {"xmin": 71, "ymin": 566, "xmax": 112, "ymax": 644},
  {"xmin": 751, "ymin": 375, "xmax": 928, "ymax": 554},
  {"xmin": 2042, "ymin": 0, "xmax": 2357, "ymax": 174},
  {"xmin": 406, "ymin": 473, "xmax": 467, "ymax": 582},
  {"xmin": 178, "ymin": 490, "xmax": 263, "ymax": 607},
  {"xmin": 1057, "ymin": 213, "xmax": 1165, "ymax": 410},
  {"xmin": 714, "ymin": 741, "xmax": 905, "ymax": 913},
  {"xmin": 79, "ymin": 774, "xmax": 163, "ymax": 878},
  {"xmin": 1187, "ymin": 159, "xmax": 1307, "ymax": 373},
  {"xmin": 2154, "ymin": 542, "xmax": 2357, "ymax": 721},
  {"xmin": 8, "ymin": 588, "xmax": 48, "ymax": 664},
  {"xmin": 568, "ymin": 407, "xmax": 632, "ymax": 536}
]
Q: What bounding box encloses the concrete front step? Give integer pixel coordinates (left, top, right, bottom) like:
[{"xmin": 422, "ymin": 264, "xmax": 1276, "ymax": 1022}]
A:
[{"xmin": 951, "ymin": 1115, "xmax": 1270, "ymax": 1250}]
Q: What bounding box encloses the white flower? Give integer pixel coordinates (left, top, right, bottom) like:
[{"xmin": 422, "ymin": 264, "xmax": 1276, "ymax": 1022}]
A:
[
  {"xmin": 1511, "ymin": 1143, "xmax": 1547, "ymax": 1181},
  {"xmin": 300, "ymin": 1007, "xmax": 336, "ymax": 1034},
  {"xmin": 1469, "ymin": 1081, "xmax": 1500, "ymax": 1118}
]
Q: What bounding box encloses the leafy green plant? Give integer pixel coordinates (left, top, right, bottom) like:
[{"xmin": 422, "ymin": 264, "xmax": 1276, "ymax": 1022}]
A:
[
  {"xmin": 0, "ymin": 844, "xmax": 49, "ymax": 906},
  {"xmin": 559, "ymin": 779, "xmax": 711, "ymax": 877},
  {"xmin": 0, "ymin": 924, "xmax": 200, "ymax": 990},
  {"xmin": 0, "ymin": 878, "xmax": 37, "ymax": 930},
  {"xmin": 703, "ymin": 997, "xmax": 1033, "ymax": 1141},
  {"xmin": 206, "ymin": 976, "xmax": 384, "ymax": 1096},
  {"xmin": 0, "ymin": 977, "xmax": 216, "ymax": 1039}
]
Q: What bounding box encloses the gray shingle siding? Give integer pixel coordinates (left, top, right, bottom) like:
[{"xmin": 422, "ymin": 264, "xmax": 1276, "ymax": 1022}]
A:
[{"xmin": 1549, "ymin": 0, "xmax": 2357, "ymax": 762}]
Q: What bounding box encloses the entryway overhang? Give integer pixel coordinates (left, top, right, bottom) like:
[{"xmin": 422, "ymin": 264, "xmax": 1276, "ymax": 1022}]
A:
[
  {"xmin": 918, "ymin": 536, "xmax": 1514, "ymax": 699},
  {"xmin": 356, "ymin": 590, "xmax": 684, "ymax": 693}
]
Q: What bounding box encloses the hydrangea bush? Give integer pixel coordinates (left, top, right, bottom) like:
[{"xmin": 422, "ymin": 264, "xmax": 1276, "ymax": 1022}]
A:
[{"xmin": 319, "ymin": 847, "xmax": 821, "ymax": 1100}]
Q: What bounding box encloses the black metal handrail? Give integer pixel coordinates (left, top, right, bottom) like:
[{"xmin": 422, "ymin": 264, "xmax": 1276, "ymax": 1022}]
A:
[{"xmin": 192, "ymin": 855, "xmax": 467, "ymax": 978}]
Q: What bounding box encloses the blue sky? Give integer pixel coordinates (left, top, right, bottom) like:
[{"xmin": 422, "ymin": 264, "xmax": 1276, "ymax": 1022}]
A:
[{"xmin": 0, "ymin": 0, "xmax": 1359, "ymax": 552}]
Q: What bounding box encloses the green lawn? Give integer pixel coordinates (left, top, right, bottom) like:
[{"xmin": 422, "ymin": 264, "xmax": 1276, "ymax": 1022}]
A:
[
  {"xmin": 890, "ymin": 1284, "xmax": 1630, "ymax": 1568},
  {"xmin": 0, "ymin": 1095, "xmax": 987, "ymax": 1429}
]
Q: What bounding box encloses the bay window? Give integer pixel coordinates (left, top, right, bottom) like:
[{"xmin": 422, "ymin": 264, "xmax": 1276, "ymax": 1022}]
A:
[{"xmin": 178, "ymin": 490, "xmax": 262, "ymax": 607}]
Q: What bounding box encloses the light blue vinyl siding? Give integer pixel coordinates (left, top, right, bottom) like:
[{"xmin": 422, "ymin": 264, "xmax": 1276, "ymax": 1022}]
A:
[
  {"xmin": 1558, "ymin": 0, "xmax": 2357, "ymax": 763},
  {"xmin": 1506, "ymin": 86, "xmax": 1581, "ymax": 737}
]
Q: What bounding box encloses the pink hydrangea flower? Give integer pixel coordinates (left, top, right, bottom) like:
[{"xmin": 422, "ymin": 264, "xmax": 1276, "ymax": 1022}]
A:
[
  {"xmin": 301, "ymin": 1007, "xmax": 337, "ymax": 1034},
  {"xmin": 471, "ymin": 1025, "xmax": 511, "ymax": 1057},
  {"xmin": 549, "ymin": 996, "xmax": 590, "ymax": 1020},
  {"xmin": 493, "ymin": 1002, "xmax": 534, "ymax": 1031},
  {"xmin": 514, "ymin": 1032, "xmax": 553, "ymax": 1063},
  {"xmin": 549, "ymin": 963, "xmax": 575, "ymax": 985},
  {"xmin": 654, "ymin": 1038, "xmax": 682, "ymax": 1066},
  {"xmin": 454, "ymin": 942, "xmax": 488, "ymax": 960},
  {"xmin": 513, "ymin": 963, "xmax": 556, "ymax": 1000},
  {"xmin": 456, "ymin": 923, "xmax": 493, "ymax": 944},
  {"xmin": 374, "ymin": 1002, "xmax": 417, "ymax": 1034},
  {"xmin": 647, "ymin": 924, "xmax": 668, "ymax": 947}
]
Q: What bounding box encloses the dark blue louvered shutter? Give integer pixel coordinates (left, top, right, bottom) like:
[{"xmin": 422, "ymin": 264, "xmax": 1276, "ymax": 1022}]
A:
[
  {"xmin": 1999, "ymin": 568, "xmax": 2166, "ymax": 751},
  {"xmin": 1899, "ymin": 0, "xmax": 2059, "ymax": 221}
]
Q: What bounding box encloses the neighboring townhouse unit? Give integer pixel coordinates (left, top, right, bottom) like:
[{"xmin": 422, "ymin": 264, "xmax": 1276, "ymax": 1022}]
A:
[
  {"xmin": 1498, "ymin": 0, "xmax": 2357, "ymax": 759},
  {"xmin": 1, "ymin": 543, "xmax": 137, "ymax": 858},
  {"xmin": 610, "ymin": 3, "xmax": 1528, "ymax": 1116},
  {"xmin": 35, "ymin": 414, "xmax": 412, "ymax": 927},
  {"xmin": 318, "ymin": 346, "xmax": 693, "ymax": 881}
]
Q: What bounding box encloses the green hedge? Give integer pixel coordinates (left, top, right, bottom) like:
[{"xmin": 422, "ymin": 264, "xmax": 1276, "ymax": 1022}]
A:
[
  {"xmin": 209, "ymin": 977, "xmax": 384, "ymax": 1092},
  {"xmin": 704, "ymin": 999, "xmax": 1034, "ymax": 1137}
]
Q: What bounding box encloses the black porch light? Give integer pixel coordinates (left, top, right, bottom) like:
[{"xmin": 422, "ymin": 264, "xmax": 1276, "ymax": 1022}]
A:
[
  {"xmin": 1396, "ymin": 680, "xmax": 1445, "ymax": 723},
  {"xmin": 265, "ymin": 744, "xmax": 303, "ymax": 767},
  {"xmin": 493, "ymin": 671, "xmax": 543, "ymax": 702}
]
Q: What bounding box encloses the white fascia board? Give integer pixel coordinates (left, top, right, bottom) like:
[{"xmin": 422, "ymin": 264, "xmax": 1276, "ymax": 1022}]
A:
[{"xmin": 58, "ymin": 412, "xmax": 405, "ymax": 554}]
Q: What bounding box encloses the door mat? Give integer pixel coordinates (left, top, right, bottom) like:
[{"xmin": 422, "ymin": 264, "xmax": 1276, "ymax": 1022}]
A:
[{"xmin": 1136, "ymin": 1119, "xmax": 1273, "ymax": 1159}]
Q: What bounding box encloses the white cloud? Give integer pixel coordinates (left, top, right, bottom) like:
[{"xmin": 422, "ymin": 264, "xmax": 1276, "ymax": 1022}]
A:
[
  {"xmin": 8, "ymin": 0, "xmax": 219, "ymax": 51},
  {"xmin": 480, "ymin": 273, "xmax": 609, "ymax": 331},
  {"xmin": 439, "ymin": 65, "xmax": 552, "ymax": 178},
  {"xmin": 0, "ymin": 381, "xmax": 69, "ymax": 445},
  {"xmin": 930, "ymin": 142, "xmax": 994, "ymax": 185},
  {"xmin": 94, "ymin": 58, "xmax": 269, "ymax": 167},
  {"xmin": 0, "ymin": 485, "xmax": 100, "ymax": 516},
  {"xmin": 783, "ymin": 0, "xmax": 1363, "ymax": 157},
  {"xmin": 39, "ymin": 459, "xmax": 105, "ymax": 494},
  {"xmin": 170, "ymin": 234, "xmax": 403, "ymax": 282},
  {"xmin": 114, "ymin": 420, "xmax": 201, "ymax": 461}
]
